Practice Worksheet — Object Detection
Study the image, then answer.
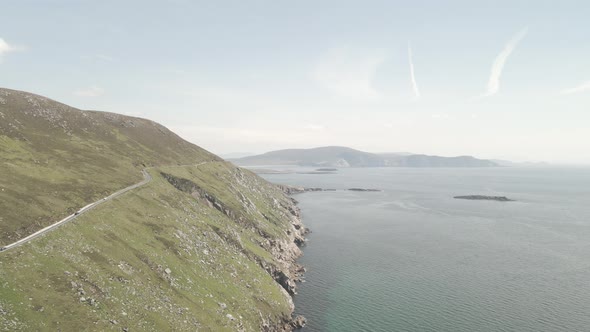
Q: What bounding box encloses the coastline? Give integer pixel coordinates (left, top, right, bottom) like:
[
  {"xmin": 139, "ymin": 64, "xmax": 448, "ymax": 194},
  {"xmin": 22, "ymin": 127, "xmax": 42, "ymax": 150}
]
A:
[{"xmin": 266, "ymin": 187, "xmax": 310, "ymax": 331}]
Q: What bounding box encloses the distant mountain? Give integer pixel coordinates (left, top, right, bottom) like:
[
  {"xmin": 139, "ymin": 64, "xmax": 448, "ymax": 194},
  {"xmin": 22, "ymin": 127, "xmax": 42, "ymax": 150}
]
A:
[
  {"xmin": 491, "ymin": 159, "xmax": 550, "ymax": 167},
  {"xmin": 232, "ymin": 146, "xmax": 383, "ymax": 167},
  {"xmin": 382, "ymin": 154, "xmax": 499, "ymax": 167},
  {"xmin": 232, "ymin": 146, "xmax": 499, "ymax": 168}
]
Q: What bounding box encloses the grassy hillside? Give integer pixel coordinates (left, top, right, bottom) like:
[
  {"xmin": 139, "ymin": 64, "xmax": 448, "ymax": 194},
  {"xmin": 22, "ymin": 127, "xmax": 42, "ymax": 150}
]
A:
[
  {"xmin": 0, "ymin": 87, "xmax": 221, "ymax": 245},
  {"xmin": 0, "ymin": 88, "xmax": 306, "ymax": 331}
]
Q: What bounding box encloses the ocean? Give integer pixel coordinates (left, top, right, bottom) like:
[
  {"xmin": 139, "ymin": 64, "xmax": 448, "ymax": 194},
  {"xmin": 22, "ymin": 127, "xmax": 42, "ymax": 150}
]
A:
[{"xmin": 259, "ymin": 167, "xmax": 590, "ymax": 332}]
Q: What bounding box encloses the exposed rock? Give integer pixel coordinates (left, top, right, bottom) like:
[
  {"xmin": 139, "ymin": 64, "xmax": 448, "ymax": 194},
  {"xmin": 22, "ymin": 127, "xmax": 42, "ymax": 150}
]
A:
[
  {"xmin": 347, "ymin": 188, "xmax": 381, "ymax": 192},
  {"xmin": 276, "ymin": 184, "xmax": 306, "ymax": 195},
  {"xmin": 274, "ymin": 270, "xmax": 297, "ymax": 295},
  {"xmin": 454, "ymin": 195, "xmax": 514, "ymax": 202},
  {"xmin": 277, "ymin": 185, "xmax": 382, "ymax": 194},
  {"xmin": 290, "ymin": 315, "xmax": 307, "ymax": 329}
]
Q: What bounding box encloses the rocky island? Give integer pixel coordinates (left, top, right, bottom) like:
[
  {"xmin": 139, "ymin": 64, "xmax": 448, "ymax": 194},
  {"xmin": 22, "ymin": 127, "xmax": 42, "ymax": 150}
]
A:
[
  {"xmin": 276, "ymin": 185, "xmax": 382, "ymax": 194},
  {"xmin": 454, "ymin": 195, "xmax": 515, "ymax": 202}
]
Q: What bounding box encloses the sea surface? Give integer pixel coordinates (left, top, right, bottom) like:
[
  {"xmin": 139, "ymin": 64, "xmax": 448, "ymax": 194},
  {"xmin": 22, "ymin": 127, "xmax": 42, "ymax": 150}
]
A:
[{"xmin": 258, "ymin": 167, "xmax": 590, "ymax": 332}]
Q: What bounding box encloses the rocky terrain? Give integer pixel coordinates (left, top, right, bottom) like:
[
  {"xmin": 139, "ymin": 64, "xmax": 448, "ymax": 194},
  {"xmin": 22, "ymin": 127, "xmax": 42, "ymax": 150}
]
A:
[
  {"xmin": 0, "ymin": 88, "xmax": 308, "ymax": 331},
  {"xmin": 454, "ymin": 195, "xmax": 515, "ymax": 202},
  {"xmin": 276, "ymin": 185, "xmax": 381, "ymax": 195}
]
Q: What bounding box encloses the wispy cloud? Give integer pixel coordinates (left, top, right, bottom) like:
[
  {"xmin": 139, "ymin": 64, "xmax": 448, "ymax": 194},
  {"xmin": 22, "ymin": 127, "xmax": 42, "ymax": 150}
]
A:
[
  {"xmin": 560, "ymin": 81, "xmax": 590, "ymax": 95},
  {"xmin": 482, "ymin": 27, "xmax": 528, "ymax": 97},
  {"xmin": 81, "ymin": 54, "xmax": 115, "ymax": 62},
  {"xmin": 74, "ymin": 86, "xmax": 105, "ymax": 97},
  {"xmin": 312, "ymin": 48, "xmax": 385, "ymax": 101},
  {"xmin": 304, "ymin": 124, "xmax": 325, "ymax": 131},
  {"xmin": 0, "ymin": 38, "xmax": 21, "ymax": 62},
  {"xmin": 408, "ymin": 44, "xmax": 420, "ymax": 100}
]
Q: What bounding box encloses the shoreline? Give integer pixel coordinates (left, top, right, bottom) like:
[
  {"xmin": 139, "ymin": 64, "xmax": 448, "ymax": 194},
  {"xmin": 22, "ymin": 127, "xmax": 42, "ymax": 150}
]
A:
[
  {"xmin": 276, "ymin": 184, "xmax": 381, "ymax": 194},
  {"xmin": 271, "ymin": 183, "xmax": 382, "ymax": 330},
  {"xmin": 267, "ymin": 187, "xmax": 310, "ymax": 331}
]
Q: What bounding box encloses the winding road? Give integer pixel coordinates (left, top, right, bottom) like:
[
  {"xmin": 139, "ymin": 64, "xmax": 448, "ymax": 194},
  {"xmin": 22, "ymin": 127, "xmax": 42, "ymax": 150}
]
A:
[{"xmin": 0, "ymin": 162, "xmax": 209, "ymax": 253}]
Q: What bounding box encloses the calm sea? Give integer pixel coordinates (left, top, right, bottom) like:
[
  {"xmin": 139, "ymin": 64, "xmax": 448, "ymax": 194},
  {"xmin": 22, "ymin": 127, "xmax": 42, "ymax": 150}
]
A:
[{"xmin": 259, "ymin": 167, "xmax": 590, "ymax": 332}]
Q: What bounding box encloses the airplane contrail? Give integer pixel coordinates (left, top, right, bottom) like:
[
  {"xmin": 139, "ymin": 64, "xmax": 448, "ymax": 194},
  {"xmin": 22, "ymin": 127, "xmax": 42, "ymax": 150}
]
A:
[
  {"xmin": 560, "ymin": 81, "xmax": 590, "ymax": 95},
  {"xmin": 483, "ymin": 27, "xmax": 528, "ymax": 97},
  {"xmin": 408, "ymin": 44, "xmax": 420, "ymax": 99}
]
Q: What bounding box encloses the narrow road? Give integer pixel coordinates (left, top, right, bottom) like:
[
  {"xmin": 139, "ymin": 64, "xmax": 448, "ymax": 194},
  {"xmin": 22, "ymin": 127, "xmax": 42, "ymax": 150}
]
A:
[{"xmin": 0, "ymin": 162, "xmax": 210, "ymax": 253}]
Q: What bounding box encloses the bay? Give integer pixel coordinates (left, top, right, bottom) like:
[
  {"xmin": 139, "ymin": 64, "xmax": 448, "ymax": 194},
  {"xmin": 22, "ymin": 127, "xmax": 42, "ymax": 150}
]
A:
[{"xmin": 260, "ymin": 167, "xmax": 590, "ymax": 332}]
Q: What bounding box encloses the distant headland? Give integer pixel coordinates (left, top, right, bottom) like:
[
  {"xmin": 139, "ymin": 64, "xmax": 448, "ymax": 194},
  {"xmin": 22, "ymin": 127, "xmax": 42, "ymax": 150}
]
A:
[{"xmin": 229, "ymin": 146, "xmax": 500, "ymax": 168}]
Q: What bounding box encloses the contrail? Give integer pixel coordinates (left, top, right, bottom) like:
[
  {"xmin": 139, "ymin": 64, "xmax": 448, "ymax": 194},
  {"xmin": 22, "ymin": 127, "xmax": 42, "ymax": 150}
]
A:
[
  {"xmin": 560, "ymin": 81, "xmax": 590, "ymax": 95},
  {"xmin": 483, "ymin": 27, "xmax": 528, "ymax": 97},
  {"xmin": 0, "ymin": 38, "xmax": 16, "ymax": 62},
  {"xmin": 408, "ymin": 44, "xmax": 420, "ymax": 99}
]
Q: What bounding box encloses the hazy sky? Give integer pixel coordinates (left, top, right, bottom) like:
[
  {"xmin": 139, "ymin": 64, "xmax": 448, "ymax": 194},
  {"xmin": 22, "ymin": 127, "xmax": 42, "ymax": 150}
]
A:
[{"xmin": 1, "ymin": 0, "xmax": 589, "ymax": 163}]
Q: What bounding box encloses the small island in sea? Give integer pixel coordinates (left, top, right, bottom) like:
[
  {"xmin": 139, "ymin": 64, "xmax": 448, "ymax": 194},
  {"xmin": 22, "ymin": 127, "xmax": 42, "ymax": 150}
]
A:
[{"xmin": 454, "ymin": 195, "xmax": 515, "ymax": 202}]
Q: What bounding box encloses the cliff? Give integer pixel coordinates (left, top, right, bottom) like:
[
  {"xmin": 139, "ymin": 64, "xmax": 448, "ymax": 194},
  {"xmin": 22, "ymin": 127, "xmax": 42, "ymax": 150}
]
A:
[{"xmin": 0, "ymin": 88, "xmax": 307, "ymax": 331}]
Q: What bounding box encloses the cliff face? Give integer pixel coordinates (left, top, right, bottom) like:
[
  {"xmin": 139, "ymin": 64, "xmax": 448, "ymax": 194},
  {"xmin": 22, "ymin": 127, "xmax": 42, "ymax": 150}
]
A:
[{"xmin": 0, "ymin": 88, "xmax": 307, "ymax": 331}]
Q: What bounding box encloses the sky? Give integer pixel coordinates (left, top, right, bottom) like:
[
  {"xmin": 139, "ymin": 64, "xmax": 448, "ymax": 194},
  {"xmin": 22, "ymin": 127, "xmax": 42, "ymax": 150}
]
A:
[{"xmin": 1, "ymin": 0, "xmax": 589, "ymax": 164}]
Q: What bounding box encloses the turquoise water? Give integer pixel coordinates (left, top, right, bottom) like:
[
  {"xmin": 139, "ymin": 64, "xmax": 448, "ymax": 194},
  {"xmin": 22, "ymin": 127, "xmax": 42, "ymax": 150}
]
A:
[{"xmin": 260, "ymin": 167, "xmax": 590, "ymax": 332}]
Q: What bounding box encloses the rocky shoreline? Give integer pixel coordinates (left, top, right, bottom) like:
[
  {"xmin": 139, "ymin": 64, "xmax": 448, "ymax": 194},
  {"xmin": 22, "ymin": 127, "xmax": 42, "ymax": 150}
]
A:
[
  {"xmin": 270, "ymin": 183, "xmax": 382, "ymax": 330},
  {"xmin": 277, "ymin": 184, "xmax": 381, "ymax": 195},
  {"xmin": 267, "ymin": 190, "xmax": 310, "ymax": 331}
]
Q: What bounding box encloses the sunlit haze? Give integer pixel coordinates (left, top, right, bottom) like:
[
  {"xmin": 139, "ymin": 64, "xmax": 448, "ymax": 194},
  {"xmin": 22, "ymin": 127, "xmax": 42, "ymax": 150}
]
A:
[{"xmin": 1, "ymin": 1, "xmax": 589, "ymax": 163}]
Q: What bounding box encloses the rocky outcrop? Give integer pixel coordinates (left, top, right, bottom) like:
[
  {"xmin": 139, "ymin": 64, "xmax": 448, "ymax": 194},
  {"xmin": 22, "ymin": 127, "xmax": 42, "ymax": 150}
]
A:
[
  {"xmin": 275, "ymin": 184, "xmax": 306, "ymax": 195},
  {"xmin": 347, "ymin": 188, "xmax": 381, "ymax": 192},
  {"xmin": 454, "ymin": 195, "xmax": 514, "ymax": 202},
  {"xmin": 290, "ymin": 315, "xmax": 307, "ymax": 329},
  {"xmin": 276, "ymin": 184, "xmax": 381, "ymax": 195},
  {"xmin": 162, "ymin": 172, "xmax": 309, "ymax": 331}
]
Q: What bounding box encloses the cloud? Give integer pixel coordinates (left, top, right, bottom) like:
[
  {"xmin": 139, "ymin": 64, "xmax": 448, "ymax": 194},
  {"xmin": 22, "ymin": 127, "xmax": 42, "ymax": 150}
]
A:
[
  {"xmin": 123, "ymin": 111, "xmax": 144, "ymax": 117},
  {"xmin": 560, "ymin": 81, "xmax": 590, "ymax": 95},
  {"xmin": 482, "ymin": 28, "xmax": 528, "ymax": 97},
  {"xmin": 0, "ymin": 38, "xmax": 21, "ymax": 62},
  {"xmin": 431, "ymin": 113, "xmax": 450, "ymax": 119},
  {"xmin": 312, "ymin": 48, "xmax": 385, "ymax": 101},
  {"xmin": 81, "ymin": 54, "xmax": 115, "ymax": 62},
  {"xmin": 95, "ymin": 54, "xmax": 115, "ymax": 61},
  {"xmin": 304, "ymin": 124, "xmax": 325, "ymax": 131},
  {"xmin": 169, "ymin": 125, "xmax": 323, "ymax": 151},
  {"xmin": 408, "ymin": 44, "xmax": 420, "ymax": 100},
  {"xmin": 74, "ymin": 86, "xmax": 105, "ymax": 97}
]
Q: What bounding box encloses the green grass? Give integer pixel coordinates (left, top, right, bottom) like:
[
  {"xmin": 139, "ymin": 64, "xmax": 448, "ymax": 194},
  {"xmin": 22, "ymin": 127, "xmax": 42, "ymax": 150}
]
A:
[
  {"xmin": 0, "ymin": 88, "xmax": 220, "ymax": 245},
  {"xmin": 0, "ymin": 165, "xmax": 295, "ymax": 331},
  {"xmin": 0, "ymin": 88, "xmax": 302, "ymax": 331}
]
